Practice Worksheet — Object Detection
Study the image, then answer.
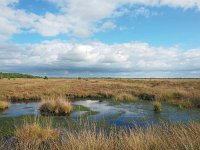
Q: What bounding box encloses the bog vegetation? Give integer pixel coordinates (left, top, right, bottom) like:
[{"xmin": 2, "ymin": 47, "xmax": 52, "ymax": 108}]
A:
[
  {"xmin": 40, "ymin": 98, "xmax": 73, "ymax": 116},
  {"xmin": 1, "ymin": 119, "xmax": 200, "ymax": 150},
  {"xmin": 0, "ymin": 78, "xmax": 200, "ymax": 108},
  {"xmin": 153, "ymin": 101, "xmax": 162, "ymax": 112},
  {"xmin": 0, "ymin": 101, "xmax": 10, "ymax": 111},
  {"xmin": 0, "ymin": 78, "xmax": 200, "ymax": 150}
]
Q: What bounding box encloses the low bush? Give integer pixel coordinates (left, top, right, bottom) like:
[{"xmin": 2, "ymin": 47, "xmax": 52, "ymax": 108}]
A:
[{"xmin": 138, "ymin": 93, "xmax": 156, "ymax": 101}]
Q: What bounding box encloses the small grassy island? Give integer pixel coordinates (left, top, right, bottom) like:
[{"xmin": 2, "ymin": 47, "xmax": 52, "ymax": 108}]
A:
[
  {"xmin": 40, "ymin": 98, "xmax": 73, "ymax": 116},
  {"xmin": 0, "ymin": 101, "xmax": 10, "ymax": 111},
  {"xmin": 153, "ymin": 101, "xmax": 162, "ymax": 112}
]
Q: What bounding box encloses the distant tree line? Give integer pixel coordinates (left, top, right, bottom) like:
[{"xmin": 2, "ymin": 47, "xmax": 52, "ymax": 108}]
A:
[{"xmin": 0, "ymin": 72, "xmax": 41, "ymax": 79}]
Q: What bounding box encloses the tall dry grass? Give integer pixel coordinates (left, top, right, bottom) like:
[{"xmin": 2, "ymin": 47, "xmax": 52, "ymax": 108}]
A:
[
  {"xmin": 0, "ymin": 78, "xmax": 200, "ymax": 108},
  {"xmin": 153, "ymin": 101, "xmax": 162, "ymax": 112},
  {"xmin": 40, "ymin": 97, "xmax": 73, "ymax": 116},
  {"xmin": 2, "ymin": 120, "xmax": 200, "ymax": 150},
  {"xmin": 0, "ymin": 101, "xmax": 10, "ymax": 111},
  {"xmin": 15, "ymin": 123, "xmax": 58, "ymax": 149},
  {"xmin": 61, "ymin": 122, "xmax": 200, "ymax": 150}
]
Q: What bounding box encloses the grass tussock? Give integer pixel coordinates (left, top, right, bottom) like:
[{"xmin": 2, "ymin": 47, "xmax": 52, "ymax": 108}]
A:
[
  {"xmin": 114, "ymin": 93, "xmax": 137, "ymax": 101},
  {"xmin": 40, "ymin": 98, "xmax": 73, "ymax": 116},
  {"xmin": 0, "ymin": 101, "xmax": 10, "ymax": 111},
  {"xmin": 153, "ymin": 101, "xmax": 162, "ymax": 112},
  {"xmin": 3, "ymin": 121, "xmax": 200, "ymax": 150},
  {"xmin": 14, "ymin": 123, "xmax": 58, "ymax": 149}
]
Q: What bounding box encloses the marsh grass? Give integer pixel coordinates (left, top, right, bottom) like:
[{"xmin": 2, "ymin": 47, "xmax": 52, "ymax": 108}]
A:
[
  {"xmin": 2, "ymin": 119, "xmax": 200, "ymax": 150},
  {"xmin": 14, "ymin": 120, "xmax": 59, "ymax": 150},
  {"xmin": 40, "ymin": 97, "xmax": 73, "ymax": 116},
  {"xmin": 153, "ymin": 101, "xmax": 162, "ymax": 112},
  {"xmin": 114, "ymin": 93, "xmax": 138, "ymax": 101},
  {"xmin": 0, "ymin": 101, "xmax": 10, "ymax": 111},
  {"xmin": 0, "ymin": 78, "xmax": 200, "ymax": 108}
]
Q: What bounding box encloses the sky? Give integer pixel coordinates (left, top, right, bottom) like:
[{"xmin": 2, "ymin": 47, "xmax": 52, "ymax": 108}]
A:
[{"xmin": 0, "ymin": 0, "xmax": 200, "ymax": 78}]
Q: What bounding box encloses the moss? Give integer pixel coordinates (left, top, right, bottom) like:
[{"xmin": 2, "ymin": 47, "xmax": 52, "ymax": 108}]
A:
[{"xmin": 73, "ymin": 105, "xmax": 90, "ymax": 111}]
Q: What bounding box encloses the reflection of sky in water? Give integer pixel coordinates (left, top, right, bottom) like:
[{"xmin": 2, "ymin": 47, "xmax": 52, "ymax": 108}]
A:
[
  {"xmin": 73, "ymin": 100, "xmax": 200, "ymax": 126},
  {"xmin": 0, "ymin": 102, "xmax": 40, "ymax": 117},
  {"xmin": 71, "ymin": 111, "xmax": 88, "ymax": 117},
  {"xmin": 1, "ymin": 100, "xmax": 200, "ymax": 127},
  {"xmin": 73, "ymin": 100, "xmax": 120, "ymax": 120}
]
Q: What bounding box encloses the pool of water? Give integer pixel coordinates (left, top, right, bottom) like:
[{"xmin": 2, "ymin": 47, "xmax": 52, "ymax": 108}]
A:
[
  {"xmin": 0, "ymin": 102, "xmax": 40, "ymax": 117},
  {"xmin": 1, "ymin": 100, "xmax": 200, "ymax": 127}
]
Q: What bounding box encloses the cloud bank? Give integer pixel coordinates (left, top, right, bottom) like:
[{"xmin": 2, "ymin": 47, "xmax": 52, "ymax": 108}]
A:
[{"xmin": 0, "ymin": 41, "xmax": 199, "ymax": 77}]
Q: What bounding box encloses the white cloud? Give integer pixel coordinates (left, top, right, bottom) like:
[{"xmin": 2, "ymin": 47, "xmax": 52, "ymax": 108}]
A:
[
  {"xmin": 0, "ymin": 41, "xmax": 199, "ymax": 77},
  {"xmin": 33, "ymin": 0, "xmax": 200, "ymax": 37},
  {"xmin": 99, "ymin": 21, "xmax": 116, "ymax": 31},
  {"xmin": 133, "ymin": 7, "xmax": 159, "ymax": 18},
  {"xmin": 0, "ymin": 0, "xmax": 39, "ymax": 41},
  {"xmin": 0, "ymin": 0, "xmax": 18, "ymax": 6},
  {"xmin": 33, "ymin": 13, "xmax": 69, "ymax": 36},
  {"xmin": 1, "ymin": 0, "xmax": 200, "ymax": 39}
]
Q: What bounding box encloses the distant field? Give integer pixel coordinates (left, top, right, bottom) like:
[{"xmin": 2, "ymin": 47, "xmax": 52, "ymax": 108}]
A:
[{"xmin": 0, "ymin": 78, "xmax": 200, "ymax": 108}]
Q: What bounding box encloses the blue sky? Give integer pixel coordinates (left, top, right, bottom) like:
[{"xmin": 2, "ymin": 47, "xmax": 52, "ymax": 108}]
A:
[{"xmin": 0, "ymin": 0, "xmax": 200, "ymax": 77}]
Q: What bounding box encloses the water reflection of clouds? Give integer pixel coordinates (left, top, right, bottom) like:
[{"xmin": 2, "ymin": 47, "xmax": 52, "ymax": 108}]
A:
[
  {"xmin": 1, "ymin": 100, "xmax": 200, "ymax": 127},
  {"xmin": 0, "ymin": 102, "xmax": 40, "ymax": 117}
]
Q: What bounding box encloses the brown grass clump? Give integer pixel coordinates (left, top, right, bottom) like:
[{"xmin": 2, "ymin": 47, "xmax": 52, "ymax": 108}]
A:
[
  {"xmin": 40, "ymin": 98, "xmax": 73, "ymax": 116},
  {"xmin": 153, "ymin": 101, "xmax": 162, "ymax": 112},
  {"xmin": 115, "ymin": 93, "xmax": 137, "ymax": 101},
  {"xmin": 50, "ymin": 122, "xmax": 200, "ymax": 150},
  {"xmin": 6, "ymin": 122, "xmax": 200, "ymax": 150},
  {"xmin": 0, "ymin": 101, "xmax": 10, "ymax": 111},
  {"xmin": 14, "ymin": 123, "xmax": 58, "ymax": 149}
]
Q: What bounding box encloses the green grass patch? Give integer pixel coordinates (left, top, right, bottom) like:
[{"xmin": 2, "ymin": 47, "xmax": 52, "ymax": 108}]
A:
[
  {"xmin": 72, "ymin": 111, "xmax": 99, "ymax": 119},
  {"xmin": 73, "ymin": 105, "xmax": 91, "ymax": 111},
  {"xmin": 101, "ymin": 111, "xmax": 125, "ymax": 121}
]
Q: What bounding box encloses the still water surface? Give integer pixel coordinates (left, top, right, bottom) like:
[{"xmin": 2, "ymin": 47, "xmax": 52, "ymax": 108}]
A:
[{"xmin": 1, "ymin": 100, "xmax": 200, "ymax": 127}]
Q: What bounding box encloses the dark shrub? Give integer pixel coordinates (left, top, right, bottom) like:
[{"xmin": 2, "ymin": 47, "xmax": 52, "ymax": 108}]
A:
[
  {"xmin": 9, "ymin": 96, "xmax": 41, "ymax": 102},
  {"xmin": 138, "ymin": 93, "xmax": 156, "ymax": 101},
  {"xmin": 97, "ymin": 91, "xmax": 113, "ymax": 98},
  {"xmin": 172, "ymin": 92, "xmax": 184, "ymax": 100},
  {"xmin": 44, "ymin": 76, "xmax": 48, "ymax": 80}
]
